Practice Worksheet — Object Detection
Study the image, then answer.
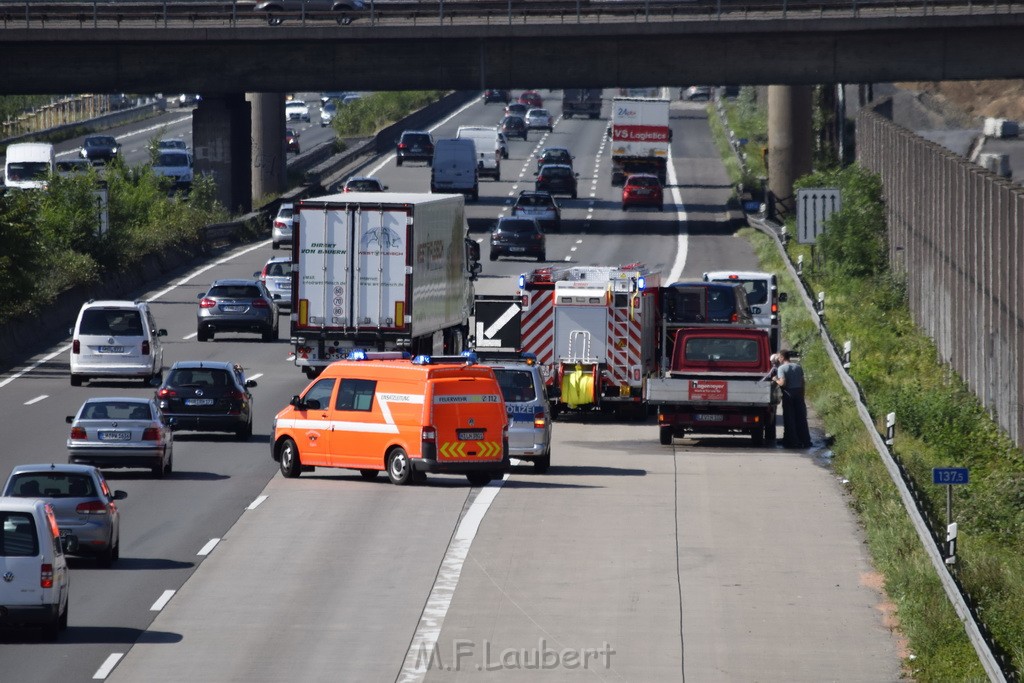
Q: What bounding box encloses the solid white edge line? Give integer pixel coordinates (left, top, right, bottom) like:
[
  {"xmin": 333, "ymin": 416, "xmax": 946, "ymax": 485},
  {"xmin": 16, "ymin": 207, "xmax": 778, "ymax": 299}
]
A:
[
  {"xmin": 150, "ymin": 589, "xmax": 176, "ymax": 612},
  {"xmin": 397, "ymin": 475, "xmax": 509, "ymax": 683},
  {"xmin": 197, "ymin": 538, "xmax": 220, "ymax": 556},
  {"xmin": 182, "ymin": 332, "xmax": 198, "ymax": 340},
  {"xmin": 247, "ymin": 495, "xmax": 268, "ymax": 510},
  {"xmin": 666, "ymin": 142, "xmax": 690, "ymax": 283},
  {"xmin": 92, "ymin": 653, "xmax": 124, "ymax": 680},
  {"xmin": 0, "ymin": 344, "xmax": 70, "ymax": 390},
  {"xmin": 23, "ymin": 395, "xmax": 48, "ymax": 405}
]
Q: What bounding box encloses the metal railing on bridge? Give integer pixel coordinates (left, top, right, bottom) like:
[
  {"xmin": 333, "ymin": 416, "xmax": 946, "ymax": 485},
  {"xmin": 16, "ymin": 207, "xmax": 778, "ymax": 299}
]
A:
[{"xmin": 0, "ymin": 0, "xmax": 1021, "ymax": 29}]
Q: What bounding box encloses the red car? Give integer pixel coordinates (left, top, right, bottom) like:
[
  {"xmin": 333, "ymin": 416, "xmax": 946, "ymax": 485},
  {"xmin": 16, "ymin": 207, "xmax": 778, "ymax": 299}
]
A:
[
  {"xmin": 622, "ymin": 173, "xmax": 664, "ymax": 211},
  {"xmin": 518, "ymin": 90, "xmax": 543, "ymax": 108},
  {"xmin": 286, "ymin": 129, "xmax": 300, "ymax": 154}
]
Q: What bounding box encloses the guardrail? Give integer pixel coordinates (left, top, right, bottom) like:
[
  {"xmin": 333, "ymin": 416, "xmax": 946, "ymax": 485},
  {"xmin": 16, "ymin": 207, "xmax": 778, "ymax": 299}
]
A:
[{"xmin": 0, "ymin": 0, "xmax": 1020, "ymax": 29}]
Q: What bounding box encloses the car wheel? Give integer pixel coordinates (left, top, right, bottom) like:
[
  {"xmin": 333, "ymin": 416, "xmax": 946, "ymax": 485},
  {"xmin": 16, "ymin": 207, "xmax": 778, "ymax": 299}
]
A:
[
  {"xmin": 548, "ymin": 126, "xmax": 553, "ymax": 132},
  {"xmin": 58, "ymin": 599, "xmax": 68, "ymax": 631},
  {"xmin": 152, "ymin": 457, "xmax": 165, "ymax": 479},
  {"xmin": 489, "ymin": 252, "xmax": 498, "ymax": 261},
  {"xmin": 659, "ymin": 426, "xmax": 673, "ymax": 445},
  {"xmin": 622, "ymin": 204, "xmax": 629, "ymax": 212},
  {"xmin": 112, "ymin": 536, "xmax": 120, "ymax": 561},
  {"xmin": 494, "ymin": 167, "xmax": 500, "ymax": 181},
  {"xmin": 532, "ymin": 454, "xmax": 550, "ymax": 474},
  {"xmin": 197, "ymin": 328, "xmax": 210, "ymax": 342},
  {"xmin": 427, "ymin": 158, "xmax": 433, "ymax": 167},
  {"xmin": 70, "ymin": 374, "xmax": 83, "ymax": 387},
  {"xmin": 396, "ymin": 157, "xmax": 403, "ymax": 166},
  {"xmin": 339, "ymin": 14, "xmax": 352, "ymax": 24},
  {"xmin": 466, "ymin": 472, "xmax": 491, "ymax": 486},
  {"xmin": 386, "ymin": 448, "xmax": 413, "ymax": 485},
  {"xmin": 537, "ymin": 252, "xmax": 545, "ymax": 262},
  {"xmin": 272, "ymin": 241, "xmax": 280, "ymax": 249},
  {"xmin": 571, "ymin": 191, "xmax": 577, "ymax": 199},
  {"xmin": 279, "ymin": 437, "xmax": 302, "ymax": 478},
  {"xmin": 359, "ymin": 469, "xmax": 380, "ymax": 481},
  {"xmin": 266, "ymin": 14, "xmax": 282, "ymax": 25},
  {"xmin": 236, "ymin": 419, "xmax": 253, "ymax": 441},
  {"xmin": 164, "ymin": 450, "xmax": 174, "ymax": 475},
  {"xmin": 97, "ymin": 539, "xmax": 115, "ymax": 568},
  {"xmin": 262, "ymin": 325, "xmax": 276, "ymax": 342},
  {"xmin": 42, "ymin": 614, "xmax": 61, "ymax": 641}
]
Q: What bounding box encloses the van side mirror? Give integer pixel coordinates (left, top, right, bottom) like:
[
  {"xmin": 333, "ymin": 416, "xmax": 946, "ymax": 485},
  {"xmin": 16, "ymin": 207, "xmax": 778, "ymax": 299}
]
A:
[
  {"xmin": 113, "ymin": 490, "xmax": 128, "ymax": 501},
  {"xmin": 289, "ymin": 395, "xmax": 305, "ymax": 409},
  {"xmin": 778, "ymin": 292, "xmax": 788, "ymax": 303},
  {"xmin": 166, "ymin": 417, "xmax": 178, "ymax": 431},
  {"xmin": 157, "ymin": 329, "xmax": 167, "ymax": 337},
  {"xmin": 65, "ymin": 416, "xmax": 74, "ymax": 424},
  {"xmin": 245, "ymin": 379, "xmax": 258, "ymax": 388},
  {"xmin": 61, "ymin": 534, "xmax": 79, "ymax": 554}
]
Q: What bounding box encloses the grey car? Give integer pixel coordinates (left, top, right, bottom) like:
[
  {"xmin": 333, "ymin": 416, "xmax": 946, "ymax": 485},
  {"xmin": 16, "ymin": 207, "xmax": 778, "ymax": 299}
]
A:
[
  {"xmin": 478, "ymin": 353, "xmax": 551, "ymax": 473},
  {"xmin": 272, "ymin": 203, "xmax": 294, "ymax": 249},
  {"xmin": 66, "ymin": 397, "xmax": 174, "ymax": 478},
  {"xmin": 197, "ymin": 279, "xmax": 279, "ymax": 342},
  {"xmin": 255, "ymin": 0, "xmax": 365, "ymax": 25},
  {"xmin": 256, "ymin": 255, "xmax": 293, "ymax": 311},
  {"xmin": 2, "ymin": 464, "xmax": 126, "ymax": 567}
]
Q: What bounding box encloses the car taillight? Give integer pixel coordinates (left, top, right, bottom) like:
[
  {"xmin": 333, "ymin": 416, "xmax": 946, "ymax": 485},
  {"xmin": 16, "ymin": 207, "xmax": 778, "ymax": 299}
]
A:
[
  {"xmin": 41, "ymin": 564, "xmax": 53, "ymax": 588},
  {"xmin": 199, "ymin": 298, "xmax": 217, "ymax": 308},
  {"xmin": 398, "ymin": 143, "xmax": 407, "ymax": 149},
  {"xmin": 771, "ymin": 302, "xmax": 779, "ymax": 313},
  {"xmin": 273, "ymin": 220, "xmax": 286, "ymax": 229},
  {"xmin": 534, "ymin": 234, "xmax": 543, "ymax": 241},
  {"xmin": 229, "ymin": 390, "xmax": 245, "ymax": 401},
  {"xmin": 141, "ymin": 340, "xmax": 151, "ymax": 356},
  {"xmin": 76, "ymin": 501, "xmax": 108, "ymax": 515},
  {"xmin": 252, "ymin": 298, "xmax": 269, "ymax": 308},
  {"xmin": 537, "ymin": 176, "xmax": 546, "ymax": 183},
  {"xmin": 534, "ymin": 409, "xmax": 546, "ymax": 428},
  {"xmin": 142, "ymin": 428, "xmax": 161, "ymax": 441},
  {"xmin": 422, "ymin": 426, "xmax": 437, "ymax": 443},
  {"xmin": 70, "ymin": 427, "xmax": 87, "ymax": 439},
  {"xmin": 72, "ymin": 339, "xmax": 80, "ymax": 354},
  {"xmin": 730, "ymin": 312, "xmax": 739, "ymax": 322},
  {"xmin": 157, "ymin": 388, "xmax": 176, "ymax": 398}
]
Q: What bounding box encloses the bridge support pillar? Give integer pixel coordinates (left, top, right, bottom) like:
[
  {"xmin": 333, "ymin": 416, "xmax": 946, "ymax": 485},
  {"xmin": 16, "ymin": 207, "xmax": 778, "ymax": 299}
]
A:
[
  {"xmin": 767, "ymin": 85, "xmax": 813, "ymax": 217},
  {"xmin": 248, "ymin": 92, "xmax": 287, "ymax": 203},
  {"xmin": 193, "ymin": 93, "xmax": 252, "ymax": 214}
]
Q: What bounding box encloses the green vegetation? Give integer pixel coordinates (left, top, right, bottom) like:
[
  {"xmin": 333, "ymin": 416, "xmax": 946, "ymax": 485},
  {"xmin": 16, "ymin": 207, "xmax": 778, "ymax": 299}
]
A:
[
  {"xmin": 0, "ymin": 162, "xmax": 228, "ymax": 323},
  {"xmin": 712, "ymin": 96, "xmax": 1024, "ymax": 679},
  {"xmin": 706, "ymin": 87, "xmax": 767, "ymax": 192},
  {"xmin": 332, "ymin": 91, "xmax": 446, "ymax": 137},
  {"xmin": 0, "ymin": 95, "xmax": 57, "ymax": 125}
]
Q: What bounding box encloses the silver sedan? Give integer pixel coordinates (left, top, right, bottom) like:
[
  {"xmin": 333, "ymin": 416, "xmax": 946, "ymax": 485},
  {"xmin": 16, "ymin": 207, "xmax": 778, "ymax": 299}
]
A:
[
  {"xmin": 525, "ymin": 108, "xmax": 554, "ymax": 132},
  {"xmin": 66, "ymin": 397, "xmax": 174, "ymax": 478}
]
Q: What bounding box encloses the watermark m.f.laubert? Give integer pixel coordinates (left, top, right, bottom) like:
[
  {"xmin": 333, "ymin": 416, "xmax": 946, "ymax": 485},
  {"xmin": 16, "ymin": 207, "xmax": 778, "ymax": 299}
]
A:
[{"xmin": 415, "ymin": 638, "xmax": 616, "ymax": 673}]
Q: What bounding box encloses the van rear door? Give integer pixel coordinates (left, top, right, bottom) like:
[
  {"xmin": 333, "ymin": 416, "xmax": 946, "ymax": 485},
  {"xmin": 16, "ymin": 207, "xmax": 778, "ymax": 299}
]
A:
[
  {"xmin": 0, "ymin": 509, "xmax": 44, "ymax": 607},
  {"xmin": 430, "ymin": 377, "xmax": 505, "ymax": 464}
]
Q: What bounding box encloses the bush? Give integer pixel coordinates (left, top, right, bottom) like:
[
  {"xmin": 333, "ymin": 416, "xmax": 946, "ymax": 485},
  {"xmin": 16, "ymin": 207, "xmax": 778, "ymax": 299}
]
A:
[{"xmin": 333, "ymin": 91, "xmax": 446, "ymax": 137}]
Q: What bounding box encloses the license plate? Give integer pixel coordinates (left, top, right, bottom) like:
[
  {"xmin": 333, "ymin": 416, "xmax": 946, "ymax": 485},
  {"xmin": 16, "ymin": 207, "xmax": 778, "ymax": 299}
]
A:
[
  {"xmin": 221, "ymin": 305, "xmax": 244, "ymax": 312},
  {"xmin": 694, "ymin": 414, "xmax": 724, "ymax": 422},
  {"xmin": 97, "ymin": 346, "xmax": 124, "ymax": 353},
  {"xmin": 636, "ymin": 189, "xmax": 651, "ymax": 196},
  {"xmin": 509, "ymin": 246, "xmax": 526, "ymax": 252},
  {"xmin": 185, "ymin": 398, "xmax": 215, "ymax": 406},
  {"xmin": 278, "ymin": 282, "xmax": 291, "ymax": 289},
  {"xmin": 458, "ymin": 430, "xmax": 485, "ymax": 441},
  {"xmin": 99, "ymin": 431, "xmax": 131, "ymax": 441}
]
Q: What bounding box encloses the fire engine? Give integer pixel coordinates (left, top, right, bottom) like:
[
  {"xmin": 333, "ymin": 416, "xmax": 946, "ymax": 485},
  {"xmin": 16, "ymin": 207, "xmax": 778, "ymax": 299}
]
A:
[{"xmin": 516, "ymin": 264, "xmax": 661, "ymax": 419}]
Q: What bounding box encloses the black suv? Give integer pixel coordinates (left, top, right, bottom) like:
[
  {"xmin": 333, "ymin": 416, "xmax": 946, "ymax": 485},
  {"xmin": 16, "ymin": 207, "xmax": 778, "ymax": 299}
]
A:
[
  {"xmin": 396, "ymin": 130, "xmax": 434, "ymax": 166},
  {"xmin": 156, "ymin": 361, "xmax": 257, "ymax": 439},
  {"xmin": 536, "ymin": 147, "xmax": 573, "ymax": 172},
  {"xmin": 80, "ymin": 135, "xmax": 120, "ymax": 164},
  {"xmin": 661, "ymin": 282, "xmax": 753, "ymax": 325},
  {"xmin": 499, "ymin": 115, "xmax": 528, "ymax": 141},
  {"xmin": 490, "ymin": 217, "xmax": 545, "ymax": 262},
  {"xmin": 535, "ymin": 164, "xmax": 578, "ymax": 198},
  {"xmin": 483, "ymin": 89, "xmax": 511, "ymax": 104}
]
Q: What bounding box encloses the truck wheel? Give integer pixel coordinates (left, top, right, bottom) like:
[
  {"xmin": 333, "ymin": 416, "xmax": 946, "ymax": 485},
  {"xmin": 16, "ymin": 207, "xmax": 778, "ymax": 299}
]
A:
[
  {"xmin": 396, "ymin": 158, "xmax": 403, "ymax": 166},
  {"xmin": 751, "ymin": 428, "xmax": 764, "ymax": 446},
  {"xmin": 466, "ymin": 472, "xmax": 491, "ymax": 486},
  {"xmin": 387, "ymin": 448, "xmax": 413, "ymax": 485},
  {"xmin": 279, "ymin": 438, "xmax": 302, "ymax": 478},
  {"xmin": 533, "ymin": 454, "xmax": 550, "ymax": 474},
  {"xmin": 564, "ymin": 112, "xmax": 573, "ymax": 119},
  {"xmin": 659, "ymin": 427, "xmax": 673, "ymax": 445}
]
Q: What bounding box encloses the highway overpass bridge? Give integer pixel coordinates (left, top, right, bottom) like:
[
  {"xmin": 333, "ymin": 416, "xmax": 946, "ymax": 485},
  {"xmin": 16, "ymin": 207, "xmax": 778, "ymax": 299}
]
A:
[{"xmin": 3, "ymin": 0, "xmax": 1021, "ymax": 208}]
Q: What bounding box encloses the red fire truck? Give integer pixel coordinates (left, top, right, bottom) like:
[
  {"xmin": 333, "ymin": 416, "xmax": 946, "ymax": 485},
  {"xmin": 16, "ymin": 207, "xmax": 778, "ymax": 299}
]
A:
[{"xmin": 516, "ymin": 264, "xmax": 662, "ymax": 419}]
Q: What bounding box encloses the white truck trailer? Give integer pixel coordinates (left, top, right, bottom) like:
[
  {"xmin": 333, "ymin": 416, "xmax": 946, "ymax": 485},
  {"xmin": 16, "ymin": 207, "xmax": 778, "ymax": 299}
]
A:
[{"xmin": 609, "ymin": 97, "xmax": 671, "ymax": 186}]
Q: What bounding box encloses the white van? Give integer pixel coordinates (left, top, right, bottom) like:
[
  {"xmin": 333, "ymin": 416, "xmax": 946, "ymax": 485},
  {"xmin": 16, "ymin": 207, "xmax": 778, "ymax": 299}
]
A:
[
  {"xmin": 3, "ymin": 142, "xmax": 55, "ymax": 190},
  {"xmin": 430, "ymin": 138, "xmax": 479, "ymax": 200},
  {"xmin": 0, "ymin": 497, "xmax": 73, "ymax": 639},
  {"xmin": 69, "ymin": 300, "xmax": 168, "ymax": 386},
  {"xmin": 456, "ymin": 125, "xmax": 502, "ymax": 180},
  {"xmin": 703, "ymin": 270, "xmax": 787, "ymax": 351}
]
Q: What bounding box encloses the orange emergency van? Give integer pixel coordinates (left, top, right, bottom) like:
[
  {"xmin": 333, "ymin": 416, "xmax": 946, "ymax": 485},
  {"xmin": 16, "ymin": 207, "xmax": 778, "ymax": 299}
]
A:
[{"xmin": 271, "ymin": 352, "xmax": 509, "ymax": 486}]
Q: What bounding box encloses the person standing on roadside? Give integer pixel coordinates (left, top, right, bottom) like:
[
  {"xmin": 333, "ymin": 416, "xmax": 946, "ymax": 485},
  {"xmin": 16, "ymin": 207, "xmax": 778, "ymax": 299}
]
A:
[{"xmin": 774, "ymin": 349, "xmax": 811, "ymax": 448}]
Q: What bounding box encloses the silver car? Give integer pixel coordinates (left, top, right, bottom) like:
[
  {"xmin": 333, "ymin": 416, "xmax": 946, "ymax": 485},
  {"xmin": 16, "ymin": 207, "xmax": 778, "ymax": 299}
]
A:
[
  {"xmin": 197, "ymin": 279, "xmax": 279, "ymax": 342},
  {"xmin": 2, "ymin": 464, "xmax": 126, "ymax": 567},
  {"xmin": 256, "ymin": 0, "xmax": 365, "ymax": 25},
  {"xmin": 525, "ymin": 108, "xmax": 554, "ymax": 132},
  {"xmin": 256, "ymin": 255, "xmax": 293, "ymax": 311},
  {"xmin": 272, "ymin": 203, "xmax": 294, "ymax": 249},
  {"xmin": 478, "ymin": 353, "xmax": 551, "ymax": 473},
  {"xmin": 66, "ymin": 397, "xmax": 174, "ymax": 478}
]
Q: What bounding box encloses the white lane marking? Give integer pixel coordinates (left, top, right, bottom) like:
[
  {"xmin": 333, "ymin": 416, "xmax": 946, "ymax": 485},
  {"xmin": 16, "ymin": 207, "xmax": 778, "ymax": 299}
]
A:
[
  {"xmin": 248, "ymin": 373, "xmax": 264, "ymax": 381},
  {"xmin": 182, "ymin": 332, "xmax": 198, "ymax": 340},
  {"xmin": 247, "ymin": 495, "xmax": 268, "ymax": 510},
  {"xmin": 23, "ymin": 395, "xmax": 48, "ymax": 405},
  {"xmin": 570, "ymin": 246, "xmax": 578, "ymax": 252},
  {"xmin": 575, "ymin": 239, "xmax": 583, "ymax": 244},
  {"xmin": 197, "ymin": 538, "xmax": 220, "ymax": 556},
  {"xmin": 665, "ymin": 144, "xmax": 690, "ymax": 283},
  {"xmin": 564, "ymin": 255, "xmax": 572, "ymax": 262},
  {"xmin": 92, "ymin": 653, "xmax": 124, "ymax": 679},
  {"xmin": 0, "ymin": 344, "xmax": 71, "ymax": 390},
  {"xmin": 146, "ymin": 241, "xmax": 269, "ymax": 303},
  {"xmin": 397, "ymin": 476, "xmax": 509, "ymax": 683},
  {"xmin": 150, "ymin": 589, "xmax": 176, "ymax": 612},
  {"xmin": 366, "ymin": 96, "xmax": 485, "ymax": 176}
]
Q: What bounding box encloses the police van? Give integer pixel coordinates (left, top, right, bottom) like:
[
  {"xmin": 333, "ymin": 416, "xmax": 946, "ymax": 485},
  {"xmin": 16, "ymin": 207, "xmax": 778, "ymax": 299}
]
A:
[
  {"xmin": 475, "ymin": 351, "xmax": 552, "ymax": 473},
  {"xmin": 272, "ymin": 351, "xmax": 509, "ymax": 486},
  {"xmin": 703, "ymin": 270, "xmax": 787, "ymax": 351}
]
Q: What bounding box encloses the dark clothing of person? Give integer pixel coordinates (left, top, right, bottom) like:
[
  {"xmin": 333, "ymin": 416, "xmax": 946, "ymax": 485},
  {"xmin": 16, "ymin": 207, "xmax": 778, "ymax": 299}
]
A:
[{"xmin": 777, "ymin": 361, "xmax": 811, "ymax": 448}]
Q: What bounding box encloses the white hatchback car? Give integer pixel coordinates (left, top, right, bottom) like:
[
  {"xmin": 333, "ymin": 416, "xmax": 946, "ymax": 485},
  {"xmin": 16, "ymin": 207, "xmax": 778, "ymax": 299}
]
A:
[
  {"xmin": 69, "ymin": 300, "xmax": 167, "ymax": 386},
  {"xmin": 286, "ymin": 100, "xmax": 311, "ymax": 122},
  {"xmin": 0, "ymin": 497, "xmax": 73, "ymax": 639},
  {"xmin": 152, "ymin": 150, "xmax": 194, "ymax": 189},
  {"xmin": 525, "ymin": 108, "xmax": 554, "ymax": 132}
]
